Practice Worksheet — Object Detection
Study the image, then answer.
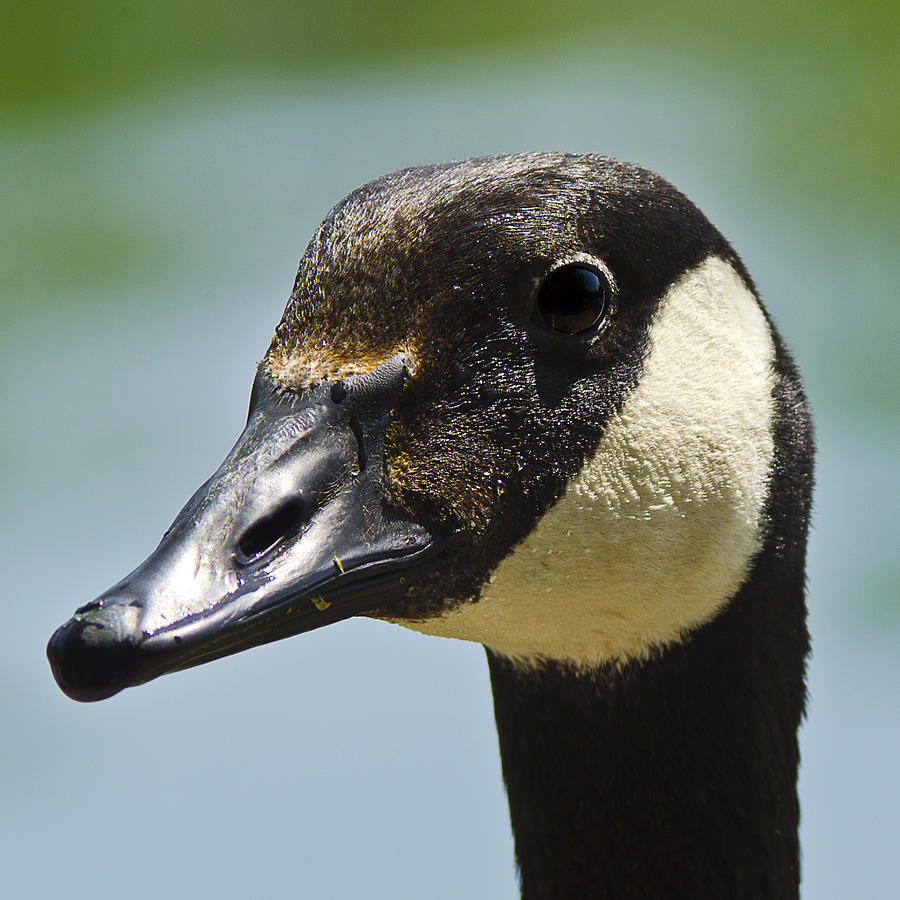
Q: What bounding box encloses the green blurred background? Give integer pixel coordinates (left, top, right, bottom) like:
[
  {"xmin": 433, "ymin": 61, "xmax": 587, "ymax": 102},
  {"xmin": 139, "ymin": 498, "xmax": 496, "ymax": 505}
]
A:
[
  {"xmin": 2, "ymin": 2, "xmax": 897, "ymax": 897},
  {"xmin": 3, "ymin": 0, "xmax": 897, "ymax": 207}
]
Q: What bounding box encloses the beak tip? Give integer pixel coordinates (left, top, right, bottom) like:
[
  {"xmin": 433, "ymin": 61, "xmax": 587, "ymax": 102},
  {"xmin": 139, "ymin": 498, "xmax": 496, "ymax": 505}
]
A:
[{"xmin": 46, "ymin": 615, "xmax": 131, "ymax": 703}]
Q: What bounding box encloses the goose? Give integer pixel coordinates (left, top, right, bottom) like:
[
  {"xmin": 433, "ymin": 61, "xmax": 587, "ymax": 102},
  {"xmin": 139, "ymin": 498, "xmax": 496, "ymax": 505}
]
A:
[{"xmin": 47, "ymin": 153, "xmax": 813, "ymax": 900}]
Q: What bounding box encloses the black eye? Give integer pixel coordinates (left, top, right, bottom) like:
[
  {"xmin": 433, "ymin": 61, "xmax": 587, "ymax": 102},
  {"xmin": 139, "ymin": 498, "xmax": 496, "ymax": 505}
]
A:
[{"xmin": 536, "ymin": 264, "xmax": 609, "ymax": 334}]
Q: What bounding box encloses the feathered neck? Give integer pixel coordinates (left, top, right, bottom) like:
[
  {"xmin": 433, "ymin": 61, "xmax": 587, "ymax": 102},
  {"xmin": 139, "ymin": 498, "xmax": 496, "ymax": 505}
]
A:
[
  {"xmin": 486, "ymin": 351, "xmax": 812, "ymax": 899},
  {"xmin": 486, "ymin": 567, "xmax": 808, "ymax": 899}
]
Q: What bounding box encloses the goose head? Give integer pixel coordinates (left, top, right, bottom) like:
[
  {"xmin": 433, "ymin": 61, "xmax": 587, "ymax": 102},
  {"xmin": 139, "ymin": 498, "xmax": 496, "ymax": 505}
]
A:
[{"xmin": 47, "ymin": 152, "xmax": 802, "ymax": 700}]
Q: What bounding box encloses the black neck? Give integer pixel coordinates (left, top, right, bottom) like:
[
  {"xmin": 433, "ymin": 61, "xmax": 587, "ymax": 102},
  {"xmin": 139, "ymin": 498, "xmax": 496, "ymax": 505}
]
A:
[
  {"xmin": 487, "ymin": 557, "xmax": 808, "ymax": 899},
  {"xmin": 486, "ymin": 338, "xmax": 812, "ymax": 900}
]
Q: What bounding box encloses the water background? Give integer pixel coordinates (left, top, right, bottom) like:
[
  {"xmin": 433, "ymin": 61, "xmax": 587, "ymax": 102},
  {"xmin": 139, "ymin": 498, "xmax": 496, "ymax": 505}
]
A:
[{"xmin": 2, "ymin": 11, "xmax": 898, "ymax": 898}]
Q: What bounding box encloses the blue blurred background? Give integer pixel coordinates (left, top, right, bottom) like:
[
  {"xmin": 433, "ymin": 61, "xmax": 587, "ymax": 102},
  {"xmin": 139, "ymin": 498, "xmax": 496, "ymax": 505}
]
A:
[{"xmin": 2, "ymin": 2, "xmax": 897, "ymax": 896}]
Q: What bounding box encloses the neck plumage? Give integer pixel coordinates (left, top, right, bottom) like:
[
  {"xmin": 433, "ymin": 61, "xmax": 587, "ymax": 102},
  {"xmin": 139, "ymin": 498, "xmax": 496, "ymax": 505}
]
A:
[
  {"xmin": 486, "ymin": 343, "xmax": 812, "ymax": 900},
  {"xmin": 486, "ymin": 562, "xmax": 807, "ymax": 899}
]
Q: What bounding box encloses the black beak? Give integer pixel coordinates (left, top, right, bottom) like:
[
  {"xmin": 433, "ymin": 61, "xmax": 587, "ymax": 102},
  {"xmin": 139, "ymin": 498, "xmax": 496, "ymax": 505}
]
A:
[{"xmin": 47, "ymin": 354, "xmax": 445, "ymax": 701}]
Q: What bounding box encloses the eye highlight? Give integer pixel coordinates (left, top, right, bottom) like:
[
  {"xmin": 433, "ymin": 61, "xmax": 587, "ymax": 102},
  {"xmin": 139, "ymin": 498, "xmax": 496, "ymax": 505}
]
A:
[{"xmin": 536, "ymin": 264, "xmax": 609, "ymax": 335}]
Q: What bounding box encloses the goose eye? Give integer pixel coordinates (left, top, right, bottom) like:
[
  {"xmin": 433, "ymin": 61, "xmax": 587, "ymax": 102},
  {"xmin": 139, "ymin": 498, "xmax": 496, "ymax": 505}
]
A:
[{"xmin": 537, "ymin": 264, "xmax": 609, "ymax": 334}]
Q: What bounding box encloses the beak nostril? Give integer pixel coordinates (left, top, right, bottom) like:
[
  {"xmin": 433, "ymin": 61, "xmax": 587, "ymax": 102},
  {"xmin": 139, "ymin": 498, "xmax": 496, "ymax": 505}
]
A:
[{"xmin": 236, "ymin": 498, "xmax": 308, "ymax": 565}]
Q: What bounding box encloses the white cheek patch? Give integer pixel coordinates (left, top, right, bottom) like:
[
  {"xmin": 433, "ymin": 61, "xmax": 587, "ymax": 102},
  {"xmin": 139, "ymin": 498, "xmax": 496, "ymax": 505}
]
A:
[{"xmin": 398, "ymin": 256, "xmax": 776, "ymax": 667}]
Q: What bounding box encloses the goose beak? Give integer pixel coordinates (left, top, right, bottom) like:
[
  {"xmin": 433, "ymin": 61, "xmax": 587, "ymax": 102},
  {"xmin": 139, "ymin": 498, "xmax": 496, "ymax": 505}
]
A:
[{"xmin": 47, "ymin": 354, "xmax": 445, "ymax": 702}]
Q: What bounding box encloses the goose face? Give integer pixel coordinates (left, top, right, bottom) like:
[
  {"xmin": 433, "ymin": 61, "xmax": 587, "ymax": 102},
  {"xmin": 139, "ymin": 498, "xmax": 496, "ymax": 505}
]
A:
[
  {"xmin": 48, "ymin": 153, "xmax": 775, "ymax": 699},
  {"xmin": 46, "ymin": 355, "xmax": 443, "ymax": 702}
]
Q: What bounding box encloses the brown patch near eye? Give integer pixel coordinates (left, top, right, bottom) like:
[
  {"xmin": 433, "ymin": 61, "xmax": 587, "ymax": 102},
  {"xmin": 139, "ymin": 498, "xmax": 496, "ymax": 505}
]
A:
[
  {"xmin": 265, "ymin": 339, "xmax": 415, "ymax": 391},
  {"xmin": 384, "ymin": 421, "xmax": 499, "ymax": 533}
]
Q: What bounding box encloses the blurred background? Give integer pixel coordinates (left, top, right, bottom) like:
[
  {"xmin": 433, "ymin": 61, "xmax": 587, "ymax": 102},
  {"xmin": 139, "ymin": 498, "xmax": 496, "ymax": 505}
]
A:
[{"xmin": 2, "ymin": 1, "xmax": 897, "ymax": 897}]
